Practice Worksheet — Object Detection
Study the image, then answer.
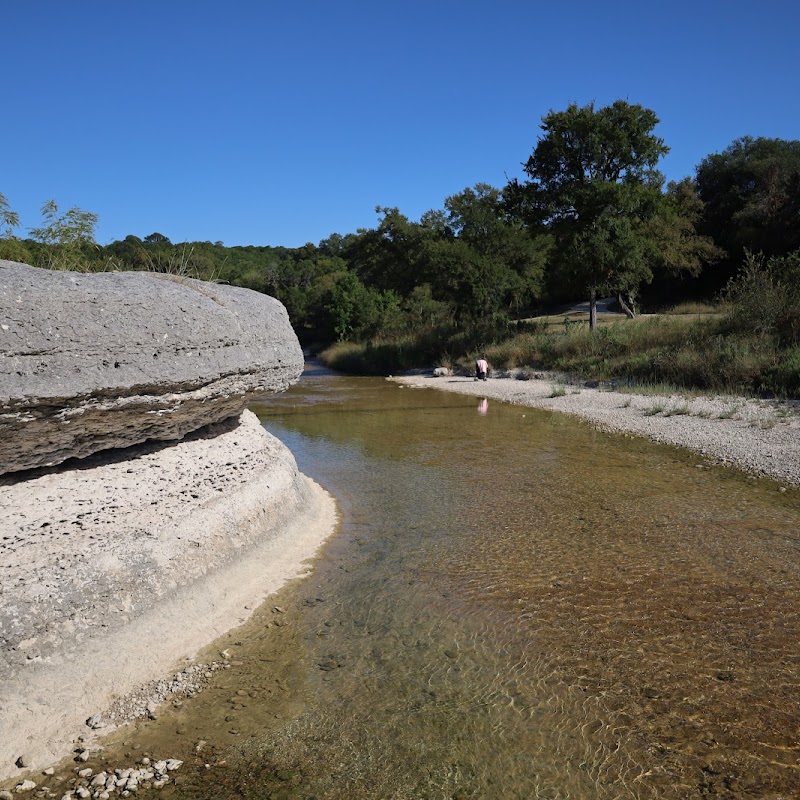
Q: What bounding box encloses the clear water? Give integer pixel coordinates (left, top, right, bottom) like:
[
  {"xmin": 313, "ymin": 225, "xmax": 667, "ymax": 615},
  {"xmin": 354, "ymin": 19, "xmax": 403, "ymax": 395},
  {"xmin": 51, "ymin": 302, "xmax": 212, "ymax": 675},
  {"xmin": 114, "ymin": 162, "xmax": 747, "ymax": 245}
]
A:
[{"xmin": 93, "ymin": 364, "xmax": 800, "ymax": 799}]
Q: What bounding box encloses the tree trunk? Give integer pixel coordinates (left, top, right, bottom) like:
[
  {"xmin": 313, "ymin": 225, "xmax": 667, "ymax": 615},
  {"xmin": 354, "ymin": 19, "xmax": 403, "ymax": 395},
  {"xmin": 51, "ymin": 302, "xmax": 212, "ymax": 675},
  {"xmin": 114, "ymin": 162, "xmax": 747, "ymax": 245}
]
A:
[
  {"xmin": 589, "ymin": 288, "xmax": 598, "ymax": 331},
  {"xmin": 617, "ymin": 291, "xmax": 636, "ymax": 319}
]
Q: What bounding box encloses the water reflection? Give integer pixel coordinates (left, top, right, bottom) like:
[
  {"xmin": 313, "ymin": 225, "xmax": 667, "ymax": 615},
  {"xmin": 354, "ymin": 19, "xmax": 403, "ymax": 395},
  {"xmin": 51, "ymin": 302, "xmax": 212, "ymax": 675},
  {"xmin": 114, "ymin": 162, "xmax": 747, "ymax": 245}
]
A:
[
  {"xmin": 477, "ymin": 398, "xmax": 488, "ymax": 416},
  {"xmin": 99, "ymin": 366, "xmax": 800, "ymax": 799}
]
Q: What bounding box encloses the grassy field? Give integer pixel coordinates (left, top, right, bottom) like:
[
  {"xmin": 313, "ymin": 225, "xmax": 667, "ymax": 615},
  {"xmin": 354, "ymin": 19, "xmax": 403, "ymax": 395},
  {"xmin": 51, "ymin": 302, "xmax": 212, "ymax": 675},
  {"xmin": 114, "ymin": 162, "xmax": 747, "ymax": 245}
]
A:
[{"xmin": 320, "ymin": 301, "xmax": 800, "ymax": 399}]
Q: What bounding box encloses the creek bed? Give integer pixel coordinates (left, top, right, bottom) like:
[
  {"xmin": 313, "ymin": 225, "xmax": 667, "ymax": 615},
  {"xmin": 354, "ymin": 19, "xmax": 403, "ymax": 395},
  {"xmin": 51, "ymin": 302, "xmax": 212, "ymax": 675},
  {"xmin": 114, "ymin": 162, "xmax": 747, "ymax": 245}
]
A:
[{"xmin": 84, "ymin": 364, "xmax": 800, "ymax": 799}]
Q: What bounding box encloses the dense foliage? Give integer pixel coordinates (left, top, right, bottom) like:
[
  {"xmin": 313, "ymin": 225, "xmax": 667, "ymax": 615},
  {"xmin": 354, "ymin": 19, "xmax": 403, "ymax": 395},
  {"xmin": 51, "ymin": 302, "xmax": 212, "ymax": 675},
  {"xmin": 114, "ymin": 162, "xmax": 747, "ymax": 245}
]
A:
[{"xmin": 2, "ymin": 101, "xmax": 799, "ymax": 394}]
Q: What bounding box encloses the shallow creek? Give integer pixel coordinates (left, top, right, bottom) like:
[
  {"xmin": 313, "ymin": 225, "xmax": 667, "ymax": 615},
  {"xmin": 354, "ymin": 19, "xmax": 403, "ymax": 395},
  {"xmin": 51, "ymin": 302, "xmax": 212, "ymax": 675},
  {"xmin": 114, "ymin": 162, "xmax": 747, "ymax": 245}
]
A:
[{"xmin": 92, "ymin": 365, "xmax": 799, "ymax": 799}]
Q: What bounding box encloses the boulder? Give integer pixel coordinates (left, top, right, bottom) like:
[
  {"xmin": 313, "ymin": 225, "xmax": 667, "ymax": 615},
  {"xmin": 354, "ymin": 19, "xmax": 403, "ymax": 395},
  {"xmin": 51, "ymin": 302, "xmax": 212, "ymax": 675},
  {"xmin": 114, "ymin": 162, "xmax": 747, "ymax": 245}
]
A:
[{"xmin": 0, "ymin": 261, "xmax": 303, "ymax": 474}]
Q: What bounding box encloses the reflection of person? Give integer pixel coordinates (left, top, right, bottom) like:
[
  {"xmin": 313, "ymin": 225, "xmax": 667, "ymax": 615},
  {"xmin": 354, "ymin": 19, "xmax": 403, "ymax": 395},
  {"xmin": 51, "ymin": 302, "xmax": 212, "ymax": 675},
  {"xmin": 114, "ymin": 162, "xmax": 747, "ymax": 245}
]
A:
[
  {"xmin": 477, "ymin": 398, "xmax": 488, "ymax": 416},
  {"xmin": 475, "ymin": 355, "xmax": 488, "ymax": 381}
]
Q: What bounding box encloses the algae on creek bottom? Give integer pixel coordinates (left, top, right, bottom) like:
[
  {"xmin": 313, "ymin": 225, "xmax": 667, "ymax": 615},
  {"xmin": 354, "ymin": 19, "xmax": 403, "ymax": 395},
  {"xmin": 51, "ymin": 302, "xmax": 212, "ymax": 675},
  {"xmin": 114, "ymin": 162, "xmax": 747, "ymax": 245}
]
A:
[{"xmin": 70, "ymin": 369, "xmax": 800, "ymax": 799}]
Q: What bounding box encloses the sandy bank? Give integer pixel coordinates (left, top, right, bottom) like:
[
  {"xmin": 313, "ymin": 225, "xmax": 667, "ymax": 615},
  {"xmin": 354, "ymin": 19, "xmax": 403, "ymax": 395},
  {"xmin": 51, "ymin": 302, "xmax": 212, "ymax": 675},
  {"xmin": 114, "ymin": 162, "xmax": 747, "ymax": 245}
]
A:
[
  {"xmin": 391, "ymin": 373, "xmax": 800, "ymax": 486},
  {"xmin": 0, "ymin": 410, "xmax": 337, "ymax": 781}
]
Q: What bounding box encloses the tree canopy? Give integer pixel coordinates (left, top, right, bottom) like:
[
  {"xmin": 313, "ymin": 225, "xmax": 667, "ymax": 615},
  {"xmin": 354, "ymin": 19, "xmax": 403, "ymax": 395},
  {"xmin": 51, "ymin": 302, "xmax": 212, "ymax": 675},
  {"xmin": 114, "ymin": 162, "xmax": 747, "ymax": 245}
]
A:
[
  {"xmin": 3, "ymin": 101, "xmax": 798, "ymax": 356},
  {"xmin": 695, "ymin": 136, "xmax": 800, "ymax": 293},
  {"xmin": 507, "ymin": 100, "xmax": 670, "ymax": 326}
]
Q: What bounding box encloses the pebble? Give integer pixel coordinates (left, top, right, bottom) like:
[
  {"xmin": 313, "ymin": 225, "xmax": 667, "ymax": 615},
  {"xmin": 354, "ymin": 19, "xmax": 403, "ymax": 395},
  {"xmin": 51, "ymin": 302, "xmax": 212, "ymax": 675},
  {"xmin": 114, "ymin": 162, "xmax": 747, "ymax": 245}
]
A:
[
  {"xmin": 15, "ymin": 756, "xmax": 187, "ymax": 800},
  {"xmin": 0, "ymin": 791, "xmax": 12, "ymax": 800},
  {"xmin": 91, "ymin": 661, "xmax": 224, "ymax": 729}
]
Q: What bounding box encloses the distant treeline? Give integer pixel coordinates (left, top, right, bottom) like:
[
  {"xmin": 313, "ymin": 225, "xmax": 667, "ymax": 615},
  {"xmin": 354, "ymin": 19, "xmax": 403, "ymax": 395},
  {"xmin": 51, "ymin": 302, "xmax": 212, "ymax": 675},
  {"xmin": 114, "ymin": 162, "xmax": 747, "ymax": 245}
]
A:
[{"xmin": 2, "ymin": 101, "xmax": 799, "ymax": 353}]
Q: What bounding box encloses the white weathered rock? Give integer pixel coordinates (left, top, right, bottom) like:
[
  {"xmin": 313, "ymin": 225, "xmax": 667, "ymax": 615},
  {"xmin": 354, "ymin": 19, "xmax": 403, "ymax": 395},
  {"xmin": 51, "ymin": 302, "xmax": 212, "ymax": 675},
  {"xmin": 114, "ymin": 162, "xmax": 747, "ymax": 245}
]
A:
[
  {"xmin": 0, "ymin": 261, "xmax": 303, "ymax": 474},
  {"xmin": 13, "ymin": 781, "xmax": 36, "ymax": 794}
]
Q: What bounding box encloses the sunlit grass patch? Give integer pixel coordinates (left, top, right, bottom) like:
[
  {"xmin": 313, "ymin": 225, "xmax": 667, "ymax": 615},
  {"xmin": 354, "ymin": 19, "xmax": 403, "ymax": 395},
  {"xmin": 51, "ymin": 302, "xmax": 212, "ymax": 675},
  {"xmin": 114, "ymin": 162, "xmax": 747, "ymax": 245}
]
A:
[
  {"xmin": 663, "ymin": 404, "xmax": 692, "ymax": 417},
  {"xmin": 716, "ymin": 405, "xmax": 741, "ymax": 420}
]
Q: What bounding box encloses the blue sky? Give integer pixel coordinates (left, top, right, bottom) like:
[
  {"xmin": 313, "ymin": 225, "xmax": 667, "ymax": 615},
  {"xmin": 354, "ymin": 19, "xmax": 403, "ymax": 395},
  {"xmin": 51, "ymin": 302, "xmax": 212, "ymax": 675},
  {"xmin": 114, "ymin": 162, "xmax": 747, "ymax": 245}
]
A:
[{"xmin": 3, "ymin": 0, "xmax": 798, "ymax": 248}]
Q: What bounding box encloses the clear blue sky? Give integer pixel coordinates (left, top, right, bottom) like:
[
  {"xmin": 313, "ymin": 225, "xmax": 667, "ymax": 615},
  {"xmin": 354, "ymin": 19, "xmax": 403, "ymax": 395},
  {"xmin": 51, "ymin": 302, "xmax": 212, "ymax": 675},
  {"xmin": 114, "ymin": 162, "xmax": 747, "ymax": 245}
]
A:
[{"xmin": 3, "ymin": 0, "xmax": 798, "ymax": 248}]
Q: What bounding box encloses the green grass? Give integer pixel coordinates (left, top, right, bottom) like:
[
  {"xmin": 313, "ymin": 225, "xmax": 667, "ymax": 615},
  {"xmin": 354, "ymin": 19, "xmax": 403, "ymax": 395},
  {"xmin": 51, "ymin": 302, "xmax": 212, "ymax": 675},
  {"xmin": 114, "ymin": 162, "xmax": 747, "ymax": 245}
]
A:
[
  {"xmin": 323, "ymin": 304, "xmax": 800, "ymax": 399},
  {"xmin": 662, "ymin": 301, "xmax": 724, "ymax": 316},
  {"xmin": 663, "ymin": 403, "xmax": 692, "ymax": 417}
]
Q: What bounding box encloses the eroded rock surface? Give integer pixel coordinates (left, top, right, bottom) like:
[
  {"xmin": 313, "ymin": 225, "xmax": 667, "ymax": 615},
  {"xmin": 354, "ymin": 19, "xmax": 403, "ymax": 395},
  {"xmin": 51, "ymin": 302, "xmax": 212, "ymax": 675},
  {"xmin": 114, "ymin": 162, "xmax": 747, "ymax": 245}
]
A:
[
  {"xmin": 0, "ymin": 261, "xmax": 303, "ymax": 474},
  {"xmin": 0, "ymin": 408, "xmax": 336, "ymax": 779}
]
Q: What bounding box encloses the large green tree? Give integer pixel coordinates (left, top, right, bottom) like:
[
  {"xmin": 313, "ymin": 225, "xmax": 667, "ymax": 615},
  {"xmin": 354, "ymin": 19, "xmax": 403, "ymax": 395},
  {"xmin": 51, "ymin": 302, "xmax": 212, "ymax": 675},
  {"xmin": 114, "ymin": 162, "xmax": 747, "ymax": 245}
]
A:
[
  {"xmin": 638, "ymin": 178, "xmax": 724, "ymax": 309},
  {"xmin": 423, "ymin": 183, "xmax": 549, "ymax": 323},
  {"xmin": 695, "ymin": 136, "xmax": 800, "ymax": 294},
  {"xmin": 508, "ymin": 100, "xmax": 669, "ymax": 327}
]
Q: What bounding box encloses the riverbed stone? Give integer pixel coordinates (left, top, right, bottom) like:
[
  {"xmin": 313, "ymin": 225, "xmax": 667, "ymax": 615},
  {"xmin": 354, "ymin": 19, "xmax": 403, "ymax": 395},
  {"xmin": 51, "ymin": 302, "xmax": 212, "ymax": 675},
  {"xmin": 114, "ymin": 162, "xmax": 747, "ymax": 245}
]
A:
[{"xmin": 0, "ymin": 261, "xmax": 303, "ymax": 474}]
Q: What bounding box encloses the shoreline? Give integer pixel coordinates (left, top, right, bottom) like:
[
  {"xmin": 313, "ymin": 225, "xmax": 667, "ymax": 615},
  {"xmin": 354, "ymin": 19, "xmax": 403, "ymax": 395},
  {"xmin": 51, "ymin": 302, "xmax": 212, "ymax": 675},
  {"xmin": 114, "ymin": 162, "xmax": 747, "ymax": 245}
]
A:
[
  {"xmin": 390, "ymin": 372, "xmax": 800, "ymax": 487},
  {"xmin": 0, "ymin": 411, "xmax": 338, "ymax": 783}
]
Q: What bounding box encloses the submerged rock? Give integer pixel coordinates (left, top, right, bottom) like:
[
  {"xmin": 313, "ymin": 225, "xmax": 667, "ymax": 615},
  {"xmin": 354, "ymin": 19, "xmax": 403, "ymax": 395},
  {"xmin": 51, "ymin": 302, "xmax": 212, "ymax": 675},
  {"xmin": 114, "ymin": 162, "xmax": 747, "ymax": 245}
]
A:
[{"xmin": 0, "ymin": 261, "xmax": 303, "ymax": 474}]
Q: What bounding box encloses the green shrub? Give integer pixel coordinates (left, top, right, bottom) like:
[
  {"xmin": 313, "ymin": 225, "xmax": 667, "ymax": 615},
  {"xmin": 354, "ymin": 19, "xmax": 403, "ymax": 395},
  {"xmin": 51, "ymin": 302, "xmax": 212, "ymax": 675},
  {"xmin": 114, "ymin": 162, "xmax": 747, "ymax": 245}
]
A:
[
  {"xmin": 725, "ymin": 250, "xmax": 800, "ymax": 346},
  {"xmin": 760, "ymin": 347, "xmax": 800, "ymax": 397}
]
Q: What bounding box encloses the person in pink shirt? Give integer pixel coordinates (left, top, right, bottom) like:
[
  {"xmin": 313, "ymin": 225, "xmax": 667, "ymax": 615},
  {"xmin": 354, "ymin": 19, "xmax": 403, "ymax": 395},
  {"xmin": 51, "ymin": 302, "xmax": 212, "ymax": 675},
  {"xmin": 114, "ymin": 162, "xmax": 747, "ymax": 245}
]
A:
[{"xmin": 475, "ymin": 355, "xmax": 488, "ymax": 381}]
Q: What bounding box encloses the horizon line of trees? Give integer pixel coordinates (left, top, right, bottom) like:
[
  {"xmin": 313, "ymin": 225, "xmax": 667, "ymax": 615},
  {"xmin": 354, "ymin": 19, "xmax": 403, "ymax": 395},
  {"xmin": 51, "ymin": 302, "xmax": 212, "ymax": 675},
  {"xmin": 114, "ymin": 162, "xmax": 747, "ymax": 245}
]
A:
[{"xmin": 2, "ymin": 100, "xmax": 800, "ymax": 346}]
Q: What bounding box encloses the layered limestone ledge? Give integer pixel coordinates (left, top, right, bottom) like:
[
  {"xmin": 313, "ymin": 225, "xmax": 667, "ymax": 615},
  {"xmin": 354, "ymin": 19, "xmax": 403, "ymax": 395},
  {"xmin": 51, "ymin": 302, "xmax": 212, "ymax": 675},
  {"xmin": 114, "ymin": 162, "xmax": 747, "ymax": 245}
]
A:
[
  {"xmin": 0, "ymin": 410, "xmax": 337, "ymax": 780},
  {"xmin": 0, "ymin": 262, "xmax": 304, "ymax": 473}
]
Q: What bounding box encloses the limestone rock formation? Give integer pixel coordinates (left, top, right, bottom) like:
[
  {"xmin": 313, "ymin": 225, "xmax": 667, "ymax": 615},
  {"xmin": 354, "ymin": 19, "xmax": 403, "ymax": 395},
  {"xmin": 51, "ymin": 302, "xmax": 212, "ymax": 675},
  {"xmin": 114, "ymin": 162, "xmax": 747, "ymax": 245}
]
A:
[{"xmin": 0, "ymin": 261, "xmax": 303, "ymax": 474}]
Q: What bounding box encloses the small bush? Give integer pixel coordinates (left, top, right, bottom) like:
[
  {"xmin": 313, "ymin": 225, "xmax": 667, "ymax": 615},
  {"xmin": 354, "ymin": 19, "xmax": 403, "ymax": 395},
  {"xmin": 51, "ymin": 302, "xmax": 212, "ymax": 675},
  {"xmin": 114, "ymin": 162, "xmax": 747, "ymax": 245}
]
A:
[{"xmin": 759, "ymin": 347, "xmax": 800, "ymax": 397}]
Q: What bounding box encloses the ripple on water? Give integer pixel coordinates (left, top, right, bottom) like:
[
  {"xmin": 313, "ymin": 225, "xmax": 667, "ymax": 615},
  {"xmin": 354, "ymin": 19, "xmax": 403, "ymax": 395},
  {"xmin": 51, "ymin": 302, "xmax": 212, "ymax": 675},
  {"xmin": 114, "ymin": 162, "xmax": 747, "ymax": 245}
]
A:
[{"xmin": 85, "ymin": 373, "xmax": 800, "ymax": 800}]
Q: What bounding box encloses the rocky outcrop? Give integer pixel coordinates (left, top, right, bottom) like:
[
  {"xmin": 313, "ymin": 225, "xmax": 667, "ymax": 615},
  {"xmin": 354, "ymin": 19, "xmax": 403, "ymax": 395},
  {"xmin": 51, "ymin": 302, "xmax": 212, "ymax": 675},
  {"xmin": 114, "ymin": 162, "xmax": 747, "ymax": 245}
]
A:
[
  {"xmin": 0, "ymin": 261, "xmax": 303, "ymax": 474},
  {"xmin": 0, "ymin": 409, "xmax": 336, "ymax": 779},
  {"xmin": 0, "ymin": 262, "xmax": 338, "ymax": 783}
]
